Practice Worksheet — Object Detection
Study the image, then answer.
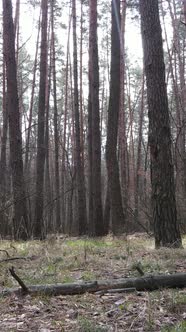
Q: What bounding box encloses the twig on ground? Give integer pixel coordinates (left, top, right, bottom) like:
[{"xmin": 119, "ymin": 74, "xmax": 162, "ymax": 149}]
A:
[
  {"xmin": 135, "ymin": 263, "xmax": 145, "ymax": 276},
  {"xmin": 0, "ymin": 257, "xmax": 27, "ymax": 263},
  {"xmin": 95, "ymin": 288, "xmax": 137, "ymax": 295},
  {"xmin": 0, "ymin": 249, "xmax": 10, "ymax": 257},
  {"xmin": 0, "ymin": 256, "xmax": 35, "ymax": 263}
]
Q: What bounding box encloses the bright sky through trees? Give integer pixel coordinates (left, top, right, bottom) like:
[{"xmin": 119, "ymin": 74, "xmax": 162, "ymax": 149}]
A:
[{"xmin": 0, "ymin": 1, "xmax": 143, "ymax": 62}]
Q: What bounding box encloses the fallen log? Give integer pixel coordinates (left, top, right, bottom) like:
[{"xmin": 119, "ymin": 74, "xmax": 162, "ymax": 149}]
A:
[{"xmin": 4, "ymin": 272, "xmax": 186, "ymax": 297}]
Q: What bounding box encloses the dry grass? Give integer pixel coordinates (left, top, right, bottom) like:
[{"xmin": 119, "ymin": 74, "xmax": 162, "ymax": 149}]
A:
[{"xmin": 0, "ymin": 234, "xmax": 185, "ymax": 331}]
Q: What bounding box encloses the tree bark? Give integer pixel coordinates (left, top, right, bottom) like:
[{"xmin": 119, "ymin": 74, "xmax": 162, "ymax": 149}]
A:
[
  {"xmin": 118, "ymin": 0, "xmax": 128, "ymax": 222},
  {"xmin": 72, "ymin": 0, "xmax": 87, "ymax": 235},
  {"xmin": 88, "ymin": 0, "xmax": 104, "ymax": 236},
  {"xmin": 51, "ymin": 1, "xmax": 61, "ymax": 231},
  {"xmin": 80, "ymin": 0, "xmax": 85, "ymax": 171},
  {"xmin": 167, "ymin": 0, "xmax": 186, "ymax": 199},
  {"xmin": 103, "ymin": 184, "xmax": 110, "ymax": 234},
  {"xmin": 3, "ymin": 0, "xmax": 29, "ymax": 240},
  {"xmin": 14, "ymin": 0, "xmax": 20, "ymax": 65},
  {"xmin": 34, "ymin": 0, "xmax": 48, "ymax": 239},
  {"xmin": 5, "ymin": 272, "xmax": 186, "ymax": 297},
  {"xmin": 134, "ymin": 73, "xmax": 145, "ymax": 225},
  {"xmin": 44, "ymin": 26, "xmax": 53, "ymax": 234},
  {"xmin": 25, "ymin": 12, "xmax": 41, "ymax": 173},
  {"xmin": 106, "ymin": 0, "xmax": 125, "ymax": 235},
  {"xmin": 0, "ymin": 44, "xmax": 8, "ymax": 235},
  {"xmin": 61, "ymin": 10, "xmax": 72, "ymax": 233},
  {"xmin": 140, "ymin": 0, "xmax": 182, "ymax": 248}
]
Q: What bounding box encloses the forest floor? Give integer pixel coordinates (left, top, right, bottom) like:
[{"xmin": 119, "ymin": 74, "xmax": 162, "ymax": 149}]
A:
[{"xmin": 0, "ymin": 234, "xmax": 186, "ymax": 331}]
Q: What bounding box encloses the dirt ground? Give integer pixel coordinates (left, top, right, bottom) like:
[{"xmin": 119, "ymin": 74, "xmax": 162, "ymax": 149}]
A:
[{"xmin": 0, "ymin": 234, "xmax": 186, "ymax": 331}]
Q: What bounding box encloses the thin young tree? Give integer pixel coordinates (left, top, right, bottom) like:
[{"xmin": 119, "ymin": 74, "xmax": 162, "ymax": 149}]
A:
[
  {"xmin": 105, "ymin": 0, "xmax": 126, "ymax": 235},
  {"xmin": 72, "ymin": 0, "xmax": 87, "ymax": 235},
  {"xmin": 34, "ymin": 0, "xmax": 48, "ymax": 239},
  {"xmin": 140, "ymin": 0, "xmax": 182, "ymax": 248},
  {"xmin": 61, "ymin": 10, "xmax": 72, "ymax": 233},
  {"xmin": 118, "ymin": 0, "xmax": 128, "ymax": 221},
  {"xmin": 14, "ymin": 0, "xmax": 20, "ymax": 64},
  {"xmin": 134, "ymin": 73, "xmax": 145, "ymax": 225},
  {"xmin": 25, "ymin": 13, "xmax": 41, "ymax": 172},
  {"xmin": 3, "ymin": 0, "xmax": 29, "ymax": 240},
  {"xmin": 44, "ymin": 22, "xmax": 53, "ymax": 233},
  {"xmin": 79, "ymin": 0, "xmax": 84, "ymax": 170}
]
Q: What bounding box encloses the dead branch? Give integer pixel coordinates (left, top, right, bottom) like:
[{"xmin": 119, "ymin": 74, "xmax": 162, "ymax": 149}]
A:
[
  {"xmin": 0, "ymin": 256, "xmax": 31, "ymax": 263},
  {"xmin": 0, "ymin": 249, "xmax": 10, "ymax": 257},
  {"xmin": 9, "ymin": 267, "xmax": 29, "ymax": 294},
  {"xmin": 134, "ymin": 262, "xmax": 145, "ymax": 276},
  {"xmin": 180, "ymin": 20, "xmax": 186, "ymax": 26}
]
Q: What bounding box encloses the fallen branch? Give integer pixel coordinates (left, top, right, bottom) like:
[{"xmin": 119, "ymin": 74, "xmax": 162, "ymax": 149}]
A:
[
  {"xmin": 9, "ymin": 267, "xmax": 29, "ymax": 294},
  {"xmin": 0, "ymin": 249, "xmax": 10, "ymax": 257},
  {"xmin": 134, "ymin": 262, "xmax": 145, "ymax": 276},
  {"xmin": 180, "ymin": 20, "xmax": 186, "ymax": 26},
  {"xmin": 3, "ymin": 272, "xmax": 186, "ymax": 297},
  {"xmin": 0, "ymin": 256, "xmax": 36, "ymax": 263},
  {"xmin": 0, "ymin": 257, "xmax": 27, "ymax": 263}
]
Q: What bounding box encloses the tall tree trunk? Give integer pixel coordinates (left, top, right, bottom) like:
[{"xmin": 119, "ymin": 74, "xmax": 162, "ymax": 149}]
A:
[
  {"xmin": 88, "ymin": 0, "xmax": 104, "ymax": 236},
  {"xmin": 51, "ymin": 1, "xmax": 61, "ymax": 231},
  {"xmin": 14, "ymin": 0, "xmax": 20, "ymax": 64},
  {"xmin": 161, "ymin": 1, "xmax": 186, "ymax": 227},
  {"xmin": 127, "ymin": 72, "xmax": 135, "ymax": 214},
  {"xmin": 80, "ymin": 0, "xmax": 85, "ymax": 170},
  {"xmin": 3, "ymin": 0, "xmax": 29, "ymax": 240},
  {"xmin": 25, "ymin": 12, "xmax": 41, "ymax": 172},
  {"xmin": 161, "ymin": 2, "xmax": 182, "ymax": 193},
  {"xmin": 167, "ymin": 0, "xmax": 186, "ymax": 198},
  {"xmin": 140, "ymin": 0, "xmax": 182, "ymax": 248},
  {"xmin": 34, "ymin": 0, "xmax": 48, "ymax": 239},
  {"xmin": 61, "ymin": 10, "xmax": 72, "ymax": 233},
  {"xmin": 134, "ymin": 73, "xmax": 145, "ymax": 225},
  {"xmin": 118, "ymin": 0, "xmax": 128, "ymax": 222},
  {"xmin": 0, "ymin": 49, "xmax": 8, "ymax": 236},
  {"xmin": 88, "ymin": 89, "xmax": 93, "ymax": 234},
  {"xmin": 105, "ymin": 0, "xmax": 125, "ymax": 235},
  {"xmin": 44, "ymin": 25, "xmax": 53, "ymax": 234},
  {"xmin": 72, "ymin": 0, "xmax": 87, "ymax": 235}
]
